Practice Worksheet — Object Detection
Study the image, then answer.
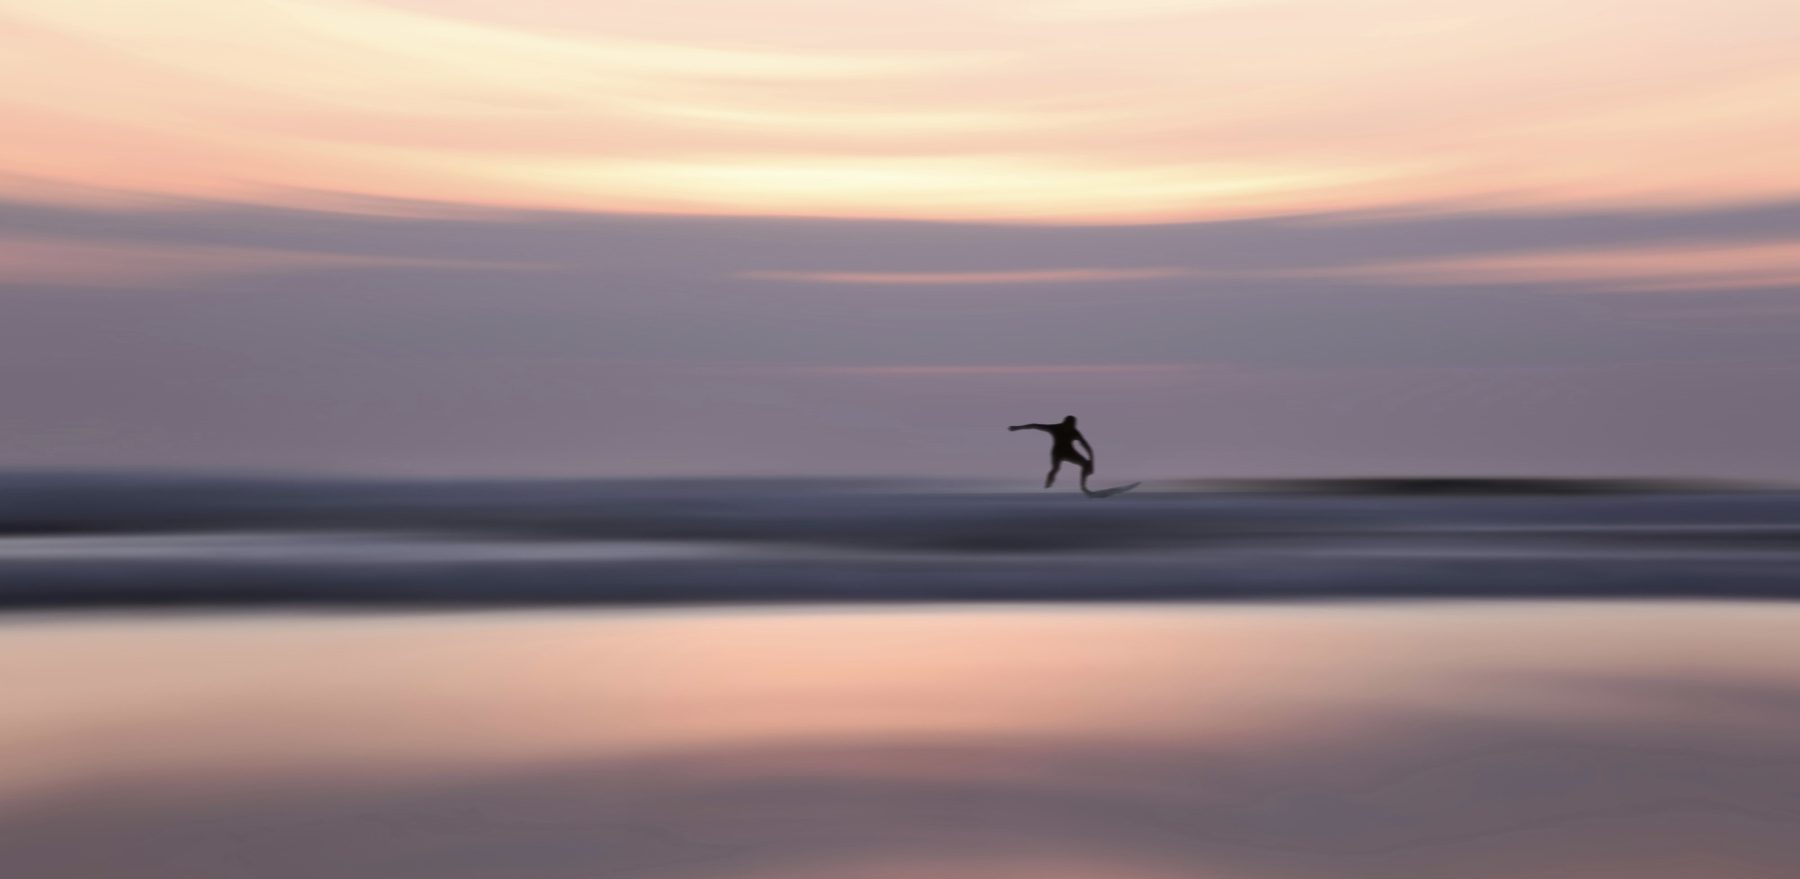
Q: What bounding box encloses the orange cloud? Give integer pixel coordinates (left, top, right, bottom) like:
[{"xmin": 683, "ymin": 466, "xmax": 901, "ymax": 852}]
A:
[
  {"xmin": 1308, "ymin": 240, "xmax": 1800, "ymax": 292},
  {"xmin": 2, "ymin": 0, "xmax": 1798, "ymax": 222}
]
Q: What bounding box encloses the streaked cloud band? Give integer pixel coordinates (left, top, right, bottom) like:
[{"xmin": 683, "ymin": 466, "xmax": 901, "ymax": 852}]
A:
[{"xmin": 740, "ymin": 267, "xmax": 1194, "ymax": 285}]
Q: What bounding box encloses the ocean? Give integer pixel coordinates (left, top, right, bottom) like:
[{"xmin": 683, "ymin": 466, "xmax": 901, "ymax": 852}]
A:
[{"xmin": 0, "ymin": 473, "xmax": 1796, "ymax": 608}]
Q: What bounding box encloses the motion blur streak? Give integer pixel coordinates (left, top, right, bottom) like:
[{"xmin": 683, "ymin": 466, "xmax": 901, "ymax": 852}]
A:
[
  {"xmin": 739, "ymin": 268, "xmax": 1194, "ymax": 285},
  {"xmin": 0, "ymin": 236, "xmax": 543, "ymax": 287},
  {"xmin": 1308, "ymin": 239, "xmax": 1800, "ymax": 293},
  {"xmin": 4, "ymin": 0, "xmax": 1799, "ymax": 220},
  {"xmin": 4, "ymin": 605, "xmax": 1800, "ymax": 878},
  {"xmin": 0, "ymin": 475, "xmax": 1797, "ymax": 609}
]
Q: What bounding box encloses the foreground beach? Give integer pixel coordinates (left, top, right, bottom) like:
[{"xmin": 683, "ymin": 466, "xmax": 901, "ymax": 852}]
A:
[{"xmin": 4, "ymin": 602, "xmax": 1798, "ymax": 878}]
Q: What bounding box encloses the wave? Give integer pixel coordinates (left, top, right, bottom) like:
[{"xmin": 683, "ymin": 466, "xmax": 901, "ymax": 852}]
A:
[{"xmin": 1, "ymin": 473, "xmax": 1797, "ymax": 609}]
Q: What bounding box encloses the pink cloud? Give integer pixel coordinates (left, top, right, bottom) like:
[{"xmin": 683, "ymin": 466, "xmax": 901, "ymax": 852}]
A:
[
  {"xmin": 0, "ymin": 237, "xmax": 542, "ymax": 287},
  {"xmin": 739, "ymin": 267, "xmax": 1193, "ymax": 285},
  {"xmin": 796, "ymin": 364, "xmax": 1204, "ymax": 376}
]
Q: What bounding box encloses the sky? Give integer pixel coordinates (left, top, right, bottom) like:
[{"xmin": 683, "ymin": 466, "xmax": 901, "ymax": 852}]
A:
[{"xmin": 3, "ymin": 0, "xmax": 1799, "ymax": 479}]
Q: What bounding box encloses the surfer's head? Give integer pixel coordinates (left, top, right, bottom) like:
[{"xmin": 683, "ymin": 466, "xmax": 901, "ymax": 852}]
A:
[{"xmin": 1062, "ymin": 415, "xmax": 1077, "ymax": 426}]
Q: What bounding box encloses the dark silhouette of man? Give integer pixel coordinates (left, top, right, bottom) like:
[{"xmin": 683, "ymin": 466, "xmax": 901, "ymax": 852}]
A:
[{"xmin": 1008, "ymin": 415, "xmax": 1095, "ymax": 491}]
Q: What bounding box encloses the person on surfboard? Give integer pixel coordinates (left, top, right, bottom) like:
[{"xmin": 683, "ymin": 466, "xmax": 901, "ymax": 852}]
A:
[{"xmin": 1007, "ymin": 415, "xmax": 1096, "ymax": 492}]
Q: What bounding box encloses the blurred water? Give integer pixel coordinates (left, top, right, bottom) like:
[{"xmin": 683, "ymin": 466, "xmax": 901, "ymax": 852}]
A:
[
  {"xmin": 2, "ymin": 603, "xmax": 1799, "ymax": 878},
  {"xmin": 0, "ymin": 474, "xmax": 1797, "ymax": 607}
]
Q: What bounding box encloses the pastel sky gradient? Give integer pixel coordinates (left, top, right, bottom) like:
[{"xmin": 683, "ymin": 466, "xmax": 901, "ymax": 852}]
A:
[{"xmin": 3, "ymin": 0, "xmax": 1799, "ymax": 478}]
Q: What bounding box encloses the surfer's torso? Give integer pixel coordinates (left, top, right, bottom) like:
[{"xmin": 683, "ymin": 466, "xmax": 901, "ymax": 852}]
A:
[{"xmin": 1046, "ymin": 428, "xmax": 1082, "ymax": 455}]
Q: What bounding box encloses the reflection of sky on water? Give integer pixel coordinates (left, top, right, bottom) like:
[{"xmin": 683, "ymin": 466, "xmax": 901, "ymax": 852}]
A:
[{"xmin": 3, "ymin": 604, "xmax": 1800, "ymax": 877}]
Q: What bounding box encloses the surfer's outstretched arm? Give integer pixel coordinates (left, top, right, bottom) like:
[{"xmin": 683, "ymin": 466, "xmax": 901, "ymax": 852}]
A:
[{"xmin": 1009, "ymin": 423, "xmax": 1053, "ymax": 432}]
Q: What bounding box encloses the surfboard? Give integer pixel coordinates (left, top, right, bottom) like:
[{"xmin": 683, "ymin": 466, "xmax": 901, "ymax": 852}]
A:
[{"xmin": 1084, "ymin": 481, "xmax": 1141, "ymax": 498}]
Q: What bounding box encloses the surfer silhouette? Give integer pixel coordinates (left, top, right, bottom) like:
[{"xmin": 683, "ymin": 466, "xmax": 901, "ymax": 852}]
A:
[{"xmin": 1008, "ymin": 415, "xmax": 1096, "ymax": 492}]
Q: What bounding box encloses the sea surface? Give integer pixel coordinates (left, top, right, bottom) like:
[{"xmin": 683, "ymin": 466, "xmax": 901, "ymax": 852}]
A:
[
  {"xmin": 3, "ymin": 603, "xmax": 1799, "ymax": 878},
  {"xmin": 1, "ymin": 474, "xmax": 1798, "ymax": 607}
]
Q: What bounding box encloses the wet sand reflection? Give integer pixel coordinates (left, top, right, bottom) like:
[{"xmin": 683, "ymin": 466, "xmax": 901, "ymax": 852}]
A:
[{"xmin": 2, "ymin": 604, "xmax": 1799, "ymax": 878}]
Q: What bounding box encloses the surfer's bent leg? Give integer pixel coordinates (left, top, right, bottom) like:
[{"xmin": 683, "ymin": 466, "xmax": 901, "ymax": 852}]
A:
[
  {"xmin": 1078, "ymin": 456, "xmax": 1094, "ymax": 490},
  {"xmin": 1045, "ymin": 457, "xmax": 1062, "ymax": 488}
]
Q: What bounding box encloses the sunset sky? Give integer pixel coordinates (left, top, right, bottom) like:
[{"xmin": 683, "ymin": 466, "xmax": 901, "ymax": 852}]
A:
[{"xmin": 4, "ymin": 0, "xmax": 1799, "ymax": 478}]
